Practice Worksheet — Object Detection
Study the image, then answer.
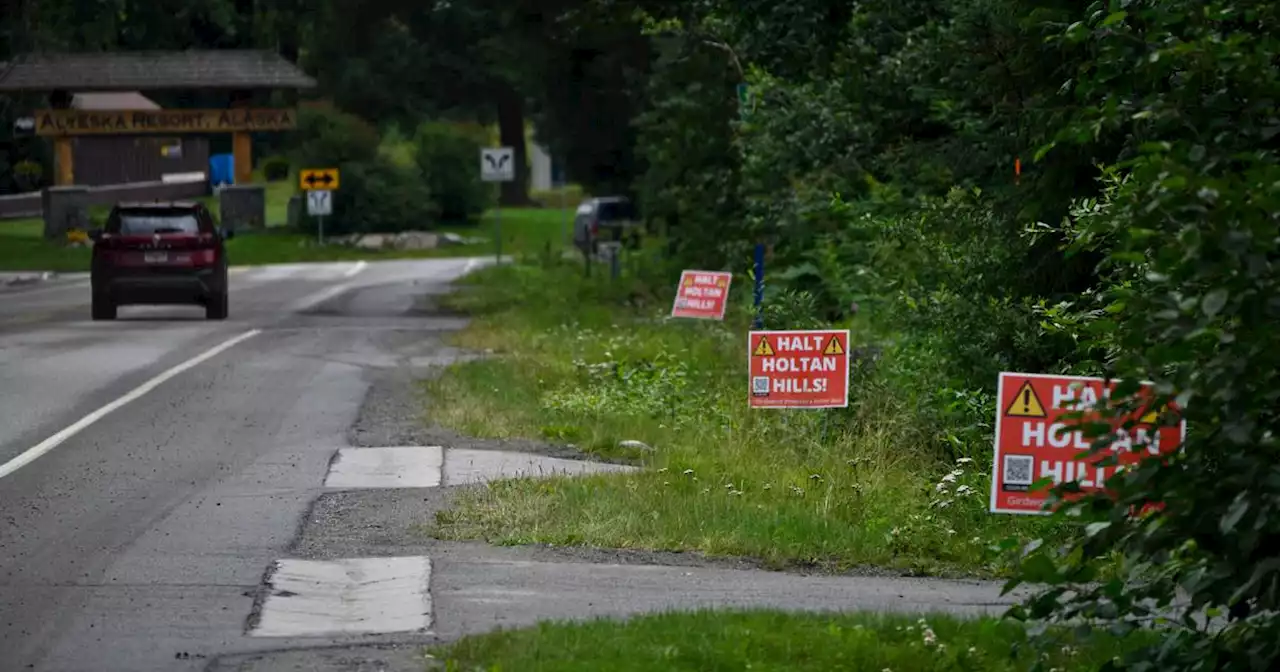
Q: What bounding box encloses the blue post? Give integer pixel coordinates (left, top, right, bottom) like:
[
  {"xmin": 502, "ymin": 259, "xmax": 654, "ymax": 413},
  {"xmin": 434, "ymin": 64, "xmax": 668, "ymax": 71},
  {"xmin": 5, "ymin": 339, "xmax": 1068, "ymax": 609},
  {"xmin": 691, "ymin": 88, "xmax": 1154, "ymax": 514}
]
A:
[{"xmin": 753, "ymin": 243, "xmax": 765, "ymax": 329}]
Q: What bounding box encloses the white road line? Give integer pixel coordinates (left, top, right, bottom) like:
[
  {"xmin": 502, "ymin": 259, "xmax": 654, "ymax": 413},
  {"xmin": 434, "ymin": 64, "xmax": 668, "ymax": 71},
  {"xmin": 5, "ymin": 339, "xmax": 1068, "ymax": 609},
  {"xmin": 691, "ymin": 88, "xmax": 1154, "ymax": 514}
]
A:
[
  {"xmin": 292, "ymin": 282, "xmax": 352, "ymax": 313},
  {"xmin": 0, "ymin": 329, "xmax": 262, "ymax": 480},
  {"xmin": 0, "ymin": 279, "xmax": 91, "ymax": 298},
  {"xmin": 343, "ymin": 260, "xmax": 368, "ymax": 278}
]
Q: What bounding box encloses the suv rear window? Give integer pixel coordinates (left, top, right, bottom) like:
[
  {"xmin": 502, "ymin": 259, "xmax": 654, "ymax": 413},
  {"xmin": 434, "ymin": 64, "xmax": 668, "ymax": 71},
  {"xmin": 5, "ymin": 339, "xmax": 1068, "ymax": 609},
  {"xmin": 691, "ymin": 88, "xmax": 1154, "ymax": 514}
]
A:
[
  {"xmin": 596, "ymin": 201, "xmax": 637, "ymax": 221},
  {"xmin": 112, "ymin": 211, "xmax": 202, "ymax": 235}
]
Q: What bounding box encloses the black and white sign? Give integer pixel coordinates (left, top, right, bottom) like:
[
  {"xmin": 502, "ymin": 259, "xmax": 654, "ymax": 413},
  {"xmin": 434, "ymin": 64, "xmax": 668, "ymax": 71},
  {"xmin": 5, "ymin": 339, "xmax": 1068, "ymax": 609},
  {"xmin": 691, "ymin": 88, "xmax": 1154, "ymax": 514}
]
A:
[
  {"xmin": 307, "ymin": 190, "xmax": 333, "ymax": 216},
  {"xmin": 480, "ymin": 147, "xmax": 514, "ymax": 182}
]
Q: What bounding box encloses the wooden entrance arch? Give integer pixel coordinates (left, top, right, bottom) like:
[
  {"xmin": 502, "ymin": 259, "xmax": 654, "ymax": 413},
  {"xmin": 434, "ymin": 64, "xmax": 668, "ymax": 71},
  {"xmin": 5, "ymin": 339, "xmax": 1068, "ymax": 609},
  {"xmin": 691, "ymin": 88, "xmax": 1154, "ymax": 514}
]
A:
[{"xmin": 0, "ymin": 50, "xmax": 316, "ymax": 186}]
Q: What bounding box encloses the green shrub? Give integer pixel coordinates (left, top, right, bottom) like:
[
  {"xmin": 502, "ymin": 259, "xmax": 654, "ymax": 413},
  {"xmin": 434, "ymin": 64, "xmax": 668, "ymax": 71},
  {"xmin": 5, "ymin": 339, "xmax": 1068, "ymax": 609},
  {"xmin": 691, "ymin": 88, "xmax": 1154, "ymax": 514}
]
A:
[
  {"xmin": 1006, "ymin": 3, "xmax": 1280, "ymax": 669},
  {"xmin": 13, "ymin": 160, "xmax": 44, "ymax": 192},
  {"xmin": 290, "ymin": 104, "xmax": 380, "ymax": 166},
  {"xmin": 378, "ymin": 124, "xmax": 417, "ymax": 169},
  {"xmin": 412, "ymin": 121, "xmax": 493, "ymax": 223},
  {"xmin": 289, "ymin": 105, "xmax": 436, "ymax": 236},
  {"xmin": 260, "ymin": 156, "xmax": 290, "ymax": 182}
]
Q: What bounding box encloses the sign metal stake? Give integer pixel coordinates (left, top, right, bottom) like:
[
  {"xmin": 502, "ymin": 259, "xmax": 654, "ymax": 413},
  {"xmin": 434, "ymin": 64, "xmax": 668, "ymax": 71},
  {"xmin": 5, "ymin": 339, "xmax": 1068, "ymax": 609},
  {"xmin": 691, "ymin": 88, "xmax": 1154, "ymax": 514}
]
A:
[{"xmin": 480, "ymin": 147, "xmax": 515, "ymax": 265}]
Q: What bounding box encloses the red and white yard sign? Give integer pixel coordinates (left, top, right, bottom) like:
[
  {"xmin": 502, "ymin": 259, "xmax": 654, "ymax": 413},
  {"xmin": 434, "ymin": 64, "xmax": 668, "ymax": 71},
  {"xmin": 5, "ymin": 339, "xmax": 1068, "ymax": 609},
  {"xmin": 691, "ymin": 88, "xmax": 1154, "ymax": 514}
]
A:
[
  {"xmin": 671, "ymin": 270, "xmax": 732, "ymax": 320},
  {"xmin": 748, "ymin": 330, "xmax": 850, "ymax": 409},
  {"xmin": 990, "ymin": 372, "xmax": 1187, "ymax": 515}
]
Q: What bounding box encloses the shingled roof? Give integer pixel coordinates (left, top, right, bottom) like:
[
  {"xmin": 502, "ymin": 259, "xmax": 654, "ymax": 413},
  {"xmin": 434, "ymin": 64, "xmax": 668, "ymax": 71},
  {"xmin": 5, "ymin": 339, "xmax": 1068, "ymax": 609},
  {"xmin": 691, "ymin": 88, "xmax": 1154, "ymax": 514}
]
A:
[{"xmin": 0, "ymin": 50, "xmax": 317, "ymax": 92}]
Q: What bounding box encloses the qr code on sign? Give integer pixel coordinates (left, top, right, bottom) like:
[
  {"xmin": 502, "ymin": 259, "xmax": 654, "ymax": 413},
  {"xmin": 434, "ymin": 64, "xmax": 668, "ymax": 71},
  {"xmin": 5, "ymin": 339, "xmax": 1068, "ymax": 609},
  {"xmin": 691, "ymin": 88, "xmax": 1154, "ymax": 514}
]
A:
[
  {"xmin": 1003, "ymin": 455, "xmax": 1034, "ymax": 485},
  {"xmin": 751, "ymin": 376, "xmax": 770, "ymax": 396}
]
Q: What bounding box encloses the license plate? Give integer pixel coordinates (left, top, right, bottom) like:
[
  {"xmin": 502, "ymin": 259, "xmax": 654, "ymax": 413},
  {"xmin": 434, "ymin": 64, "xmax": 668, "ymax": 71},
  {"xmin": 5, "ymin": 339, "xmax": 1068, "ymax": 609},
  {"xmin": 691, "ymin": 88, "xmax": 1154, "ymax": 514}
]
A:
[{"xmin": 143, "ymin": 251, "xmax": 169, "ymax": 263}]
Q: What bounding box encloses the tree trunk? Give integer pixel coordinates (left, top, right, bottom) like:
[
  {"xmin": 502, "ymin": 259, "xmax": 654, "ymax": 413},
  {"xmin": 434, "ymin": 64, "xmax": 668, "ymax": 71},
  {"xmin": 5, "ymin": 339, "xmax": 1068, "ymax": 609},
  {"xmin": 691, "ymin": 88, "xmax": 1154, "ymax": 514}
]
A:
[
  {"xmin": 235, "ymin": 0, "xmax": 255, "ymax": 48},
  {"xmin": 496, "ymin": 85, "xmax": 531, "ymax": 206},
  {"xmin": 275, "ymin": 0, "xmax": 302, "ymax": 62}
]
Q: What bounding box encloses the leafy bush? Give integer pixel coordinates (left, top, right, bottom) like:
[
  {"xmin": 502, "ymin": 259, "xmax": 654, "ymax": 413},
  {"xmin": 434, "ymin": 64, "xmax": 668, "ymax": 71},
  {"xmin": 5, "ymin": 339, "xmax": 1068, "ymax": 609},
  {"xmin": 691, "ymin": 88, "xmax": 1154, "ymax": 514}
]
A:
[
  {"xmin": 291, "ymin": 104, "xmax": 381, "ymax": 166},
  {"xmin": 378, "ymin": 124, "xmax": 417, "ymax": 168},
  {"xmin": 13, "ymin": 160, "xmax": 44, "ymax": 192},
  {"xmin": 413, "ymin": 121, "xmax": 493, "ymax": 223},
  {"xmin": 260, "ymin": 156, "xmax": 290, "ymax": 182},
  {"xmin": 290, "ymin": 105, "xmax": 436, "ymax": 236},
  {"xmin": 998, "ymin": 3, "xmax": 1280, "ymax": 671},
  {"xmin": 633, "ymin": 36, "xmax": 742, "ymax": 269}
]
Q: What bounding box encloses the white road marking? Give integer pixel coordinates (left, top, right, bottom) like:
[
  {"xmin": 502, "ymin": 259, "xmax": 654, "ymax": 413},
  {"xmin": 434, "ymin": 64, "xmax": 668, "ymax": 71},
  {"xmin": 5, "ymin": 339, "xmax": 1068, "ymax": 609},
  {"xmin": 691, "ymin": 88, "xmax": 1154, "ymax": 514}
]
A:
[
  {"xmin": 291, "ymin": 282, "xmax": 352, "ymax": 313},
  {"xmin": 0, "ymin": 329, "xmax": 262, "ymax": 479},
  {"xmin": 0, "ymin": 279, "xmax": 91, "ymax": 298},
  {"xmin": 343, "ymin": 260, "xmax": 368, "ymax": 278}
]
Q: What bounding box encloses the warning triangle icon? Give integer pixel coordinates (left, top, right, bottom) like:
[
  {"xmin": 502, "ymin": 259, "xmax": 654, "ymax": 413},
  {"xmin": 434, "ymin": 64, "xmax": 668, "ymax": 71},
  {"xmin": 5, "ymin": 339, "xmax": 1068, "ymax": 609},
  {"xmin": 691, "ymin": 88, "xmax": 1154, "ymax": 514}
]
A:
[
  {"xmin": 753, "ymin": 337, "xmax": 775, "ymax": 357},
  {"xmin": 823, "ymin": 336, "xmax": 845, "ymax": 356},
  {"xmin": 1005, "ymin": 381, "xmax": 1047, "ymax": 418}
]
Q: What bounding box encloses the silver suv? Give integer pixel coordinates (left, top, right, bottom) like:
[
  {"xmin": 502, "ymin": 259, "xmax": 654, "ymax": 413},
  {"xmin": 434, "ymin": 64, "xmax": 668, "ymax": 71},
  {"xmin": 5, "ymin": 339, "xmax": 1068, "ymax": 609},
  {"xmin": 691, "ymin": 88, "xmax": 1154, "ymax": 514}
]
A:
[{"xmin": 572, "ymin": 196, "xmax": 640, "ymax": 256}]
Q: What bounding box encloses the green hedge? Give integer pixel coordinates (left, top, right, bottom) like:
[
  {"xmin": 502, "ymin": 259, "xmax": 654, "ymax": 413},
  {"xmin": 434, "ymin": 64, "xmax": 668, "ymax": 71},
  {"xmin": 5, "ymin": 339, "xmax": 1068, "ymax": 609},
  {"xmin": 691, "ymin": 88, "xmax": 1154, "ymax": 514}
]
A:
[
  {"xmin": 413, "ymin": 121, "xmax": 493, "ymax": 223},
  {"xmin": 289, "ymin": 105, "xmax": 436, "ymax": 236}
]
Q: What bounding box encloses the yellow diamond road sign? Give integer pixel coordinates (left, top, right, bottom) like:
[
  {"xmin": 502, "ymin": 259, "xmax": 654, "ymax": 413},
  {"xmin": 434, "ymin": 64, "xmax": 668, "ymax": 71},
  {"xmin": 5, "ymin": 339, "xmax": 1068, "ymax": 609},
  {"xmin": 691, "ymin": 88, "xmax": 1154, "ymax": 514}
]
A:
[{"xmin": 300, "ymin": 168, "xmax": 339, "ymax": 191}]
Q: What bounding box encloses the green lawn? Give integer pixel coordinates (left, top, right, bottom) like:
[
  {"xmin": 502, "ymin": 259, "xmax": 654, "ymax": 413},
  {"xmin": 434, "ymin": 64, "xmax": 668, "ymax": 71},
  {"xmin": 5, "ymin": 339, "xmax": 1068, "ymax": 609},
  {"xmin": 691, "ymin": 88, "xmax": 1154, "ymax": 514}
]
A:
[
  {"xmin": 432, "ymin": 610, "xmax": 1144, "ymax": 671},
  {"xmin": 423, "ymin": 259, "xmax": 1070, "ymax": 576},
  {"xmin": 0, "ymin": 204, "xmax": 573, "ymax": 271}
]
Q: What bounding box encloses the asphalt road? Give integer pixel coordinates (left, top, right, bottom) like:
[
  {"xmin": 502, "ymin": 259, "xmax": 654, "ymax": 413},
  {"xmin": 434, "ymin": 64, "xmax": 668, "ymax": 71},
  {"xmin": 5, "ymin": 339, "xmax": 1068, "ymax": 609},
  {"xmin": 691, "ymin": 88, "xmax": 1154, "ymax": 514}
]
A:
[
  {"xmin": 0, "ymin": 259, "xmax": 479, "ymax": 671},
  {"xmin": 0, "ymin": 257, "xmax": 1016, "ymax": 672}
]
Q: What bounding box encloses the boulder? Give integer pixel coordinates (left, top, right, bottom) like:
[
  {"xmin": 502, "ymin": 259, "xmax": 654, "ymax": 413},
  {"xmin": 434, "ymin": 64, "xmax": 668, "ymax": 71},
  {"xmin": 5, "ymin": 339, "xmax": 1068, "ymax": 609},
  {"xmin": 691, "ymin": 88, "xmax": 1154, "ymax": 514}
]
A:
[
  {"xmin": 355, "ymin": 234, "xmax": 386, "ymax": 250},
  {"xmin": 439, "ymin": 231, "xmax": 488, "ymax": 246},
  {"xmin": 439, "ymin": 232, "xmax": 467, "ymax": 247},
  {"xmin": 391, "ymin": 231, "xmax": 440, "ymax": 250}
]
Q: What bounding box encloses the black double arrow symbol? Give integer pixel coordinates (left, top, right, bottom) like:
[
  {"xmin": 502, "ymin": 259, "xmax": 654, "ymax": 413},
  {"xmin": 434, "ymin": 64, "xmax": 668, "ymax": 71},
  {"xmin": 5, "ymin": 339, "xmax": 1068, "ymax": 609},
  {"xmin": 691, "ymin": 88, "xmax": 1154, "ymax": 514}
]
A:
[
  {"xmin": 484, "ymin": 152, "xmax": 511, "ymax": 171},
  {"xmin": 303, "ymin": 171, "xmax": 336, "ymax": 188}
]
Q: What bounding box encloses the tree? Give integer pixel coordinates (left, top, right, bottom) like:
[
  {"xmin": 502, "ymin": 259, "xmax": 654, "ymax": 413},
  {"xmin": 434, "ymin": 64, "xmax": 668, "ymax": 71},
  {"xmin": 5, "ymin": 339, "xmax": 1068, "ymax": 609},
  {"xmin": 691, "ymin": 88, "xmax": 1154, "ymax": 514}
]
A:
[
  {"xmin": 304, "ymin": 0, "xmax": 540, "ymax": 204},
  {"xmin": 1007, "ymin": 3, "xmax": 1280, "ymax": 670}
]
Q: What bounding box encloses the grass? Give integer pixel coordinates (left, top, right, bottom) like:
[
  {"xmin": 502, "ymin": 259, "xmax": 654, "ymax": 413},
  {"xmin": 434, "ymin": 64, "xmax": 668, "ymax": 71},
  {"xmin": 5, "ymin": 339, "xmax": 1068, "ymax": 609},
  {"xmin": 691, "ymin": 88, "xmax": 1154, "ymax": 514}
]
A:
[
  {"xmin": 0, "ymin": 204, "xmax": 574, "ymax": 272},
  {"xmin": 433, "ymin": 609, "xmax": 1145, "ymax": 671},
  {"xmin": 424, "ymin": 259, "xmax": 1070, "ymax": 576}
]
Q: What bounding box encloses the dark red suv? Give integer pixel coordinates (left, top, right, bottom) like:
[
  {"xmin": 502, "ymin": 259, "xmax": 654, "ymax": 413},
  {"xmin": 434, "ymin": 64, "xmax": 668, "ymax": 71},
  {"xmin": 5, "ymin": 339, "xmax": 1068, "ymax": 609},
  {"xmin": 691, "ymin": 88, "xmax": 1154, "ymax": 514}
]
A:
[{"xmin": 89, "ymin": 201, "xmax": 233, "ymax": 321}]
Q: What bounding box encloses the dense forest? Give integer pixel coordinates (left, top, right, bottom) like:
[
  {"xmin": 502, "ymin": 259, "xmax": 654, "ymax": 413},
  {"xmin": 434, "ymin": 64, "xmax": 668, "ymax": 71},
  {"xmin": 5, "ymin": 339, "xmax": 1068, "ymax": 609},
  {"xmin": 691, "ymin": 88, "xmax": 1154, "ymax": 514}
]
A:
[{"xmin": 4, "ymin": 0, "xmax": 1279, "ymax": 668}]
